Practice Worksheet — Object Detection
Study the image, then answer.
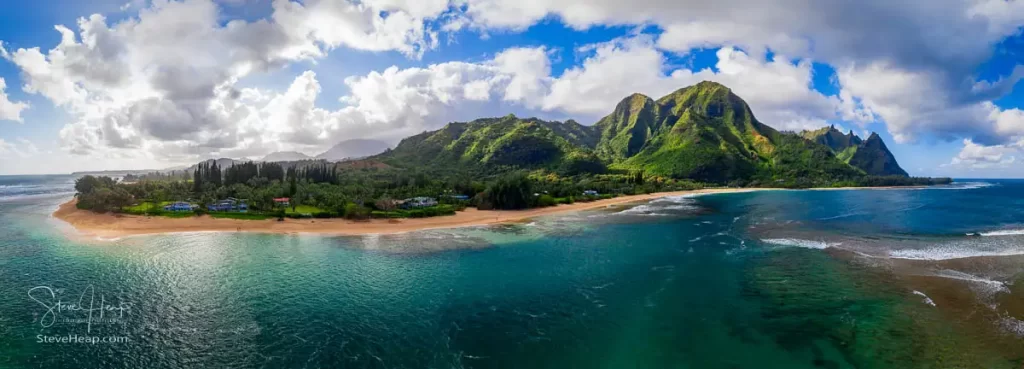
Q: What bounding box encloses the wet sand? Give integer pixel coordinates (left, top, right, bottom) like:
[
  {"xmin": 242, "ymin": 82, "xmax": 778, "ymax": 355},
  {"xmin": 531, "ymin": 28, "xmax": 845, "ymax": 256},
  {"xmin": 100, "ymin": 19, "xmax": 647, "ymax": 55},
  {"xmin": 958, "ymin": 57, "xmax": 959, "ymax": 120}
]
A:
[{"xmin": 53, "ymin": 188, "xmax": 767, "ymax": 239}]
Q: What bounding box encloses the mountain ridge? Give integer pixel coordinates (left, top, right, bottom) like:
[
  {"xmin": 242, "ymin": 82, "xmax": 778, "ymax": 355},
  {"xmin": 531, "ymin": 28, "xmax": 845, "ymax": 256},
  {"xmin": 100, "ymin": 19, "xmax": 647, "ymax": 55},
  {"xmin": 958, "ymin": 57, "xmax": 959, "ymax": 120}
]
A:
[
  {"xmin": 316, "ymin": 139, "xmax": 391, "ymax": 162},
  {"xmin": 261, "ymin": 151, "xmax": 313, "ymax": 162},
  {"xmin": 800, "ymin": 125, "xmax": 908, "ymax": 176}
]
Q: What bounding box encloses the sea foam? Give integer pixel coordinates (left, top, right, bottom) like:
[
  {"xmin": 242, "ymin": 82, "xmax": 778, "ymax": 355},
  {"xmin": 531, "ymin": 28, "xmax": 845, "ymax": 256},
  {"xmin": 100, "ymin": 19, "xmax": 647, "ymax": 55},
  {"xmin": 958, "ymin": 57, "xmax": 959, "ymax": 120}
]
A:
[
  {"xmin": 616, "ymin": 197, "xmax": 700, "ymax": 216},
  {"xmin": 930, "ymin": 270, "xmax": 1010, "ymax": 296},
  {"xmin": 912, "ymin": 290, "xmax": 936, "ymax": 307},
  {"xmin": 928, "ymin": 181, "xmax": 993, "ymax": 190},
  {"xmin": 888, "ymin": 245, "xmax": 1024, "ymax": 260},
  {"xmin": 760, "ymin": 238, "xmax": 833, "ymax": 249},
  {"xmin": 978, "ymin": 228, "xmax": 1024, "ymax": 237}
]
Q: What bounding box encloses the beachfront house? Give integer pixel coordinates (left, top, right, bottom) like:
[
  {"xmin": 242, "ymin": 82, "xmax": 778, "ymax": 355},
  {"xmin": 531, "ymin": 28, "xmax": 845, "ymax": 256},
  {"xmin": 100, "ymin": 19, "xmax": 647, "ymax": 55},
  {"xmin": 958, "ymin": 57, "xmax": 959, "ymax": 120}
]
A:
[
  {"xmin": 583, "ymin": 190, "xmax": 599, "ymax": 196},
  {"xmin": 208, "ymin": 198, "xmax": 248, "ymax": 212},
  {"xmin": 274, "ymin": 197, "xmax": 291, "ymax": 207},
  {"xmin": 400, "ymin": 197, "xmax": 438, "ymax": 209},
  {"xmin": 163, "ymin": 201, "xmax": 196, "ymax": 212}
]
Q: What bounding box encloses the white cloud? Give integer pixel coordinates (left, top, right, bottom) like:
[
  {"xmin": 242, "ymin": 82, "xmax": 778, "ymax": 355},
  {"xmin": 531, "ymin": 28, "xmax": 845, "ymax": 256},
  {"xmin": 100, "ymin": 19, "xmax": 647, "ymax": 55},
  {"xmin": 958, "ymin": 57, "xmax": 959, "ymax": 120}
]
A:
[
  {"xmin": 456, "ymin": 0, "xmax": 1024, "ymax": 71},
  {"xmin": 946, "ymin": 138, "xmax": 1022, "ymax": 170},
  {"xmin": 1, "ymin": 0, "xmax": 445, "ymax": 162},
  {"xmin": 0, "ymin": 77, "xmax": 29, "ymax": 122},
  {"xmin": 362, "ymin": 0, "xmax": 451, "ymax": 19}
]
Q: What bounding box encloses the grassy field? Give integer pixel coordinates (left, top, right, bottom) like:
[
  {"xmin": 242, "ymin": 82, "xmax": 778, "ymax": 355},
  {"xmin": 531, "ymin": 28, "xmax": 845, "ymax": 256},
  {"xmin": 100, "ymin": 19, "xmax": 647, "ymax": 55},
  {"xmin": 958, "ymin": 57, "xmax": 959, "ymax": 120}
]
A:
[
  {"xmin": 125, "ymin": 201, "xmax": 173, "ymax": 212},
  {"xmin": 124, "ymin": 201, "xmax": 199, "ymax": 217}
]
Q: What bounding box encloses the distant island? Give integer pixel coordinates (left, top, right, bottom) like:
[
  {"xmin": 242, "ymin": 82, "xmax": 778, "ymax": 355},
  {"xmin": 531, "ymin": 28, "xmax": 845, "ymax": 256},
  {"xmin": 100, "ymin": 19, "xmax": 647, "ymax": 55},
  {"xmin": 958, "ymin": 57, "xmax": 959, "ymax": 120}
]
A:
[{"xmin": 56, "ymin": 81, "xmax": 950, "ymax": 237}]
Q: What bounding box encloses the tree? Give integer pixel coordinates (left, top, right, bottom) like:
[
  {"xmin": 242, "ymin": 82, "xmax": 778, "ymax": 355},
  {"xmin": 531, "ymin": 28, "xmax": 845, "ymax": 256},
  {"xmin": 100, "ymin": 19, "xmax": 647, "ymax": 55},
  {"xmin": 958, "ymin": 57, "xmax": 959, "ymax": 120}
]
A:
[
  {"xmin": 74, "ymin": 175, "xmax": 111, "ymax": 194},
  {"xmin": 484, "ymin": 172, "xmax": 533, "ymax": 210},
  {"xmin": 344, "ymin": 203, "xmax": 371, "ymax": 220},
  {"xmin": 375, "ymin": 195, "xmax": 396, "ymax": 218}
]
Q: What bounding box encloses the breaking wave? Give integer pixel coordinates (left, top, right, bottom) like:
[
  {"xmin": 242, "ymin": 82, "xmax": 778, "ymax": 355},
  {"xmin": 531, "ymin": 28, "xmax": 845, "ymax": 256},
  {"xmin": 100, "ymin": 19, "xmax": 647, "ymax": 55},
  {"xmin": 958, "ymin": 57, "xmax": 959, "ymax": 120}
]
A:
[
  {"xmin": 615, "ymin": 196, "xmax": 701, "ymax": 216},
  {"xmin": 912, "ymin": 290, "xmax": 936, "ymax": 307},
  {"xmin": 760, "ymin": 238, "xmax": 834, "ymax": 250},
  {"xmin": 888, "ymin": 244, "xmax": 1024, "ymax": 260},
  {"xmin": 927, "ymin": 181, "xmax": 993, "ymax": 190},
  {"xmin": 977, "ymin": 228, "xmax": 1024, "ymax": 237}
]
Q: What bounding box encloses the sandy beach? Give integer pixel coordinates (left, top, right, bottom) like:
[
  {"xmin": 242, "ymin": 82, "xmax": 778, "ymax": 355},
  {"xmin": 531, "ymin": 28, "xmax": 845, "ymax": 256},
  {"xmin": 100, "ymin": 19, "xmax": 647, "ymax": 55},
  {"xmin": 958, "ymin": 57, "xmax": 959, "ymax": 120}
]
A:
[{"xmin": 52, "ymin": 188, "xmax": 766, "ymax": 239}]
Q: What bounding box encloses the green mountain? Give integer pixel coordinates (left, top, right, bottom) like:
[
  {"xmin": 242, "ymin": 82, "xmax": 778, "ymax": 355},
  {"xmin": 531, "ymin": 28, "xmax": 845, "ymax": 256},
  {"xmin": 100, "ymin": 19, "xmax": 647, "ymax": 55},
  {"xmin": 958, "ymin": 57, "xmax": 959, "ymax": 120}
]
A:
[
  {"xmin": 594, "ymin": 81, "xmax": 861, "ymax": 182},
  {"xmin": 800, "ymin": 126, "xmax": 908, "ymax": 176},
  {"xmin": 380, "ymin": 114, "xmax": 604, "ymax": 174},
  {"xmin": 378, "ymin": 81, "xmax": 909, "ymax": 184}
]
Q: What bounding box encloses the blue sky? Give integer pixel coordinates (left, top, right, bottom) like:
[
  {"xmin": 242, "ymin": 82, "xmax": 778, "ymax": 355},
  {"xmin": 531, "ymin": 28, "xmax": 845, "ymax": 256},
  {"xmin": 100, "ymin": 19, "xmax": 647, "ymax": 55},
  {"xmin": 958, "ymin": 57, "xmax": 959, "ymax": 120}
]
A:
[{"xmin": 0, "ymin": 0, "xmax": 1022, "ymax": 177}]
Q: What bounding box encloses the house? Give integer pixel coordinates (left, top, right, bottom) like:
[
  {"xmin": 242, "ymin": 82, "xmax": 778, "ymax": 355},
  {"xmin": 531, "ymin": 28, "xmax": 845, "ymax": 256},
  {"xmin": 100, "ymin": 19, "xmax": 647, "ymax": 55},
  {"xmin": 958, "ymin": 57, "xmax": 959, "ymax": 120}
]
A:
[
  {"xmin": 401, "ymin": 197, "xmax": 438, "ymax": 209},
  {"xmin": 583, "ymin": 190, "xmax": 599, "ymax": 196},
  {"xmin": 163, "ymin": 201, "xmax": 196, "ymax": 212},
  {"xmin": 274, "ymin": 197, "xmax": 291, "ymax": 207},
  {"xmin": 208, "ymin": 198, "xmax": 248, "ymax": 212}
]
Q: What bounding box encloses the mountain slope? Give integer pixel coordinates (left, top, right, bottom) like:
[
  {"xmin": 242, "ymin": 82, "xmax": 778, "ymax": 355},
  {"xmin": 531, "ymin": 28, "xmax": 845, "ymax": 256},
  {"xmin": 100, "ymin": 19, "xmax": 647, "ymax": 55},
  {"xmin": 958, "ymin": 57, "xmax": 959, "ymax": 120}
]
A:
[
  {"xmin": 317, "ymin": 139, "xmax": 391, "ymax": 161},
  {"xmin": 848, "ymin": 133, "xmax": 908, "ymax": 176},
  {"xmin": 601, "ymin": 81, "xmax": 861, "ymax": 182},
  {"xmin": 261, "ymin": 151, "xmax": 312, "ymax": 162},
  {"xmin": 800, "ymin": 126, "xmax": 908, "ymax": 176},
  {"xmin": 377, "ymin": 114, "xmax": 602, "ymax": 173}
]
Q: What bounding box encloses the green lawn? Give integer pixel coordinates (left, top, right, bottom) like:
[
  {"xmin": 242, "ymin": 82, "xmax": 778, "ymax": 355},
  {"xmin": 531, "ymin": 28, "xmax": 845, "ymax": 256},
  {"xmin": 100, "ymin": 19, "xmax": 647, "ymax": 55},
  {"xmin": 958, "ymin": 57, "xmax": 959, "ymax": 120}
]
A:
[
  {"xmin": 284, "ymin": 205, "xmax": 323, "ymax": 214},
  {"xmin": 123, "ymin": 201, "xmax": 199, "ymax": 218},
  {"xmin": 125, "ymin": 201, "xmax": 172, "ymax": 212}
]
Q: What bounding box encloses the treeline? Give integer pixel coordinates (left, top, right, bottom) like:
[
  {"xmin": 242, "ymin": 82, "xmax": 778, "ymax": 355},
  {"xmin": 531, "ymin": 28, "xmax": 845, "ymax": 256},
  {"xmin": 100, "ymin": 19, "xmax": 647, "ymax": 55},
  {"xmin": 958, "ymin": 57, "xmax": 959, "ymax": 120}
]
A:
[
  {"xmin": 71, "ymin": 162, "xmax": 702, "ymax": 216},
  {"xmin": 72, "ymin": 157, "xmax": 952, "ymax": 218}
]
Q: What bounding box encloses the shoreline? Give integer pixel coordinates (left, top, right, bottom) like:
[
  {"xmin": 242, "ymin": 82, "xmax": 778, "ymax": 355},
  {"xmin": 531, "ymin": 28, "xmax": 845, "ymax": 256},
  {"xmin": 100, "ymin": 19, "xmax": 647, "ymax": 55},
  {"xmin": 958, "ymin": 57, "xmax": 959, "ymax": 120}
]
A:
[
  {"xmin": 50, "ymin": 185, "xmax": 937, "ymax": 240},
  {"xmin": 53, "ymin": 188, "xmax": 768, "ymax": 239}
]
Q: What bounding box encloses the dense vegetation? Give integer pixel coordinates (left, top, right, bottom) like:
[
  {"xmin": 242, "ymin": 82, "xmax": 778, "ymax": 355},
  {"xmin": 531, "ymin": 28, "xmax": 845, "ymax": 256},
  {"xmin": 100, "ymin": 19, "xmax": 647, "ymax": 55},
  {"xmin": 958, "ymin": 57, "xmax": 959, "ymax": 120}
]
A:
[
  {"xmin": 75, "ymin": 160, "xmax": 702, "ymax": 219},
  {"xmin": 73, "ymin": 81, "xmax": 951, "ymax": 219}
]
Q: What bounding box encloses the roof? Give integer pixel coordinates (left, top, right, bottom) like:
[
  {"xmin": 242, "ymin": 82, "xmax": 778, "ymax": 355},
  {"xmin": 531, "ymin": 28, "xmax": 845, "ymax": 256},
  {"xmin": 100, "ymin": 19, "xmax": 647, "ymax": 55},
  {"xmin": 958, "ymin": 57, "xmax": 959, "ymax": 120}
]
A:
[{"xmin": 273, "ymin": 197, "xmax": 291, "ymax": 202}]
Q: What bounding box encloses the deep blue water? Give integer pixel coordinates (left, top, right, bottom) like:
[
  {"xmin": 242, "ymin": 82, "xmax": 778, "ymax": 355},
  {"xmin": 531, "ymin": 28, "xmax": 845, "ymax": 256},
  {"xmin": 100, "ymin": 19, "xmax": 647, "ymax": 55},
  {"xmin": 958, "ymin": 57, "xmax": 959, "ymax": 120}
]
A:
[{"xmin": 0, "ymin": 176, "xmax": 1022, "ymax": 368}]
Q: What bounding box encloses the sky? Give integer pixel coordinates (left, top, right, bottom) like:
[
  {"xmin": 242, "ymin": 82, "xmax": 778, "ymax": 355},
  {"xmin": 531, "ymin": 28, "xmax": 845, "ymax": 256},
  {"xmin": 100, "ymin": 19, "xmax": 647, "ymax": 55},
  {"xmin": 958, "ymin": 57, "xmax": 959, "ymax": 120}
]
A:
[{"xmin": 0, "ymin": 0, "xmax": 1023, "ymax": 177}]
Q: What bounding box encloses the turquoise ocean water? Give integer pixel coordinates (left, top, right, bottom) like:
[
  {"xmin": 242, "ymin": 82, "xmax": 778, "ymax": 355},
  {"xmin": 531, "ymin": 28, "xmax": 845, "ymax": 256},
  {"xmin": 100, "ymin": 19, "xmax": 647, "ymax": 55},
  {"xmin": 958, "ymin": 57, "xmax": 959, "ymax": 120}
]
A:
[{"xmin": 0, "ymin": 175, "xmax": 1022, "ymax": 368}]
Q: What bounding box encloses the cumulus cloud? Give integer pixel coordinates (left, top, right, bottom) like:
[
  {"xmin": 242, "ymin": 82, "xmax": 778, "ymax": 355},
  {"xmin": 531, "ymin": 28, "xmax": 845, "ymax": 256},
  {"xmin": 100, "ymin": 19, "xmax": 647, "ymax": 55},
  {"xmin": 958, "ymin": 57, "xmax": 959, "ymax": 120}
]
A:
[
  {"xmin": 1, "ymin": 0, "xmax": 444, "ymax": 162},
  {"xmin": 946, "ymin": 139, "xmax": 1022, "ymax": 169},
  {"xmin": 0, "ymin": 77, "xmax": 29, "ymax": 122},
  {"xmin": 456, "ymin": 0, "xmax": 1023, "ymax": 72}
]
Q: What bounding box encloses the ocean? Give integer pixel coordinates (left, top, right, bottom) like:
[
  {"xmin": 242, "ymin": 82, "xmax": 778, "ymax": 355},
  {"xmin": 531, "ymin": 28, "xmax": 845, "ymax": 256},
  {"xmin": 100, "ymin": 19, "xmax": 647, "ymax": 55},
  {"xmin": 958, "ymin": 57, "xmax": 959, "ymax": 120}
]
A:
[{"xmin": 0, "ymin": 175, "xmax": 1022, "ymax": 368}]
